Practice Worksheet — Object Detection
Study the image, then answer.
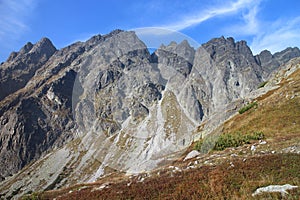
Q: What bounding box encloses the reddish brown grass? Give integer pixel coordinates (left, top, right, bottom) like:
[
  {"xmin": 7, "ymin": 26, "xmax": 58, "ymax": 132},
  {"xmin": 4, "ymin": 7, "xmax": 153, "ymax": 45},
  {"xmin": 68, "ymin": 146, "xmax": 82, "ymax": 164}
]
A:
[{"xmin": 37, "ymin": 153, "xmax": 300, "ymax": 200}]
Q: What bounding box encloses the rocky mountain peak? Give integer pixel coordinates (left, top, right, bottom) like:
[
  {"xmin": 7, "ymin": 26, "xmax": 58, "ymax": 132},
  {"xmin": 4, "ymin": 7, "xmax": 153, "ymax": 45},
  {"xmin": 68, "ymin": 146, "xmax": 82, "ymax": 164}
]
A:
[
  {"xmin": 84, "ymin": 29, "xmax": 124, "ymax": 47},
  {"xmin": 5, "ymin": 38, "xmax": 56, "ymax": 64},
  {"xmin": 201, "ymin": 36, "xmax": 257, "ymax": 70},
  {"xmin": 85, "ymin": 34, "xmax": 102, "ymax": 49},
  {"xmin": 202, "ymin": 36, "xmax": 236, "ymax": 60},
  {"xmin": 158, "ymin": 40, "xmax": 195, "ymax": 64},
  {"xmin": 167, "ymin": 41, "xmax": 178, "ymax": 48},
  {"xmin": 273, "ymin": 47, "xmax": 300, "ymax": 64},
  {"xmin": 202, "ymin": 36, "xmax": 253, "ymax": 61},
  {"xmin": 154, "ymin": 42, "xmax": 194, "ymax": 78},
  {"xmin": 33, "ymin": 37, "xmax": 55, "ymax": 49},
  {"xmin": 177, "ymin": 39, "xmax": 193, "ymax": 50},
  {"xmin": 255, "ymin": 47, "xmax": 300, "ymax": 78},
  {"xmin": 107, "ymin": 29, "xmax": 124, "ymax": 36},
  {"xmin": 6, "ymin": 42, "xmax": 34, "ymax": 62},
  {"xmin": 255, "ymin": 50, "xmax": 273, "ymax": 66},
  {"xmin": 19, "ymin": 42, "xmax": 34, "ymax": 55},
  {"xmin": 29, "ymin": 37, "xmax": 57, "ymax": 60},
  {"xmin": 236, "ymin": 40, "xmax": 252, "ymax": 55},
  {"xmin": 206, "ymin": 36, "xmax": 232, "ymax": 45},
  {"xmin": 176, "ymin": 40, "xmax": 195, "ymax": 63},
  {"xmin": 0, "ymin": 37, "xmax": 57, "ymax": 101}
]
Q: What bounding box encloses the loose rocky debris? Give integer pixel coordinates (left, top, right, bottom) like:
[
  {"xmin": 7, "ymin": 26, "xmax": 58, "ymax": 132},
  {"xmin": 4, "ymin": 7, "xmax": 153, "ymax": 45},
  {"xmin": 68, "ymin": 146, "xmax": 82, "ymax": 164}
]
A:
[
  {"xmin": 91, "ymin": 183, "xmax": 109, "ymax": 192},
  {"xmin": 281, "ymin": 145, "xmax": 300, "ymax": 154},
  {"xmin": 183, "ymin": 150, "xmax": 200, "ymax": 161},
  {"xmin": 252, "ymin": 184, "xmax": 298, "ymax": 197}
]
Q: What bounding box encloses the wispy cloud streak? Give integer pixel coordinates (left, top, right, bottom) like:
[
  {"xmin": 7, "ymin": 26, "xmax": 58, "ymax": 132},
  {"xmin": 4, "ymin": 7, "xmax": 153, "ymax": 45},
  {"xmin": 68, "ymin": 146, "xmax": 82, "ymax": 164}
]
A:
[
  {"xmin": 162, "ymin": 0, "xmax": 258, "ymax": 31},
  {"xmin": 155, "ymin": 0, "xmax": 300, "ymax": 54},
  {"xmin": 250, "ymin": 17, "xmax": 300, "ymax": 54},
  {"xmin": 233, "ymin": 3, "xmax": 260, "ymax": 36},
  {"xmin": 0, "ymin": 0, "xmax": 37, "ymax": 48}
]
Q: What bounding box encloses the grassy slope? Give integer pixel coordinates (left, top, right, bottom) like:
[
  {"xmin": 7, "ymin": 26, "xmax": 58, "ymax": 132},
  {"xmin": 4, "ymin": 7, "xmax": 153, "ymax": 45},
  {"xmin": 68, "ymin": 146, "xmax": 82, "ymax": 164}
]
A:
[
  {"xmin": 38, "ymin": 154, "xmax": 299, "ymax": 200},
  {"xmin": 222, "ymin": 66, "xmax": 300, "ymax": 151},
  {"xmin": 24, "ymin": 64, "xmax": 300, "ymax": 200}
]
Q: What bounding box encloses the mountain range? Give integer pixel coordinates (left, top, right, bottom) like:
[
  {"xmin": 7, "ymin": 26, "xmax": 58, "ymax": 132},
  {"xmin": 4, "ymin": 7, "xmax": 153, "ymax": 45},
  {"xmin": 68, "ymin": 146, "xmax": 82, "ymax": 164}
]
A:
[{"xmin": 0, "ymin": 30, "xmax": 299, "ymax": 199}]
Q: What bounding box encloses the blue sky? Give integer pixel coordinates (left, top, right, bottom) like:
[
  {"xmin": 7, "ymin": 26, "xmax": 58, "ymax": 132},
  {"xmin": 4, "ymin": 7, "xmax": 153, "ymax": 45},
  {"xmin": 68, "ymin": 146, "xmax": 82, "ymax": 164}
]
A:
[{"xmin": 1, "ymin": 0, "xmax": 300, "ymax": 62}]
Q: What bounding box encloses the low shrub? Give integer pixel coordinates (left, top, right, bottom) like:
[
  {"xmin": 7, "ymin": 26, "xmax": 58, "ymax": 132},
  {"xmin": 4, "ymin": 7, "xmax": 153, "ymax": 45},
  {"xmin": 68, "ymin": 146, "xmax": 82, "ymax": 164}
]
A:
[
  {"xmin": 238, "ymin": 102, "xmax": 258, "ymax": 114},
  {"xmin": 214, "ymin": 131, "xmax": 264, "ymax": 151},
  {"xmin": 21, "ymin": 192, "xmax": 41, "ymax": 200},
  {"xmin": 194, "ymin": 131, "xmax": 265, "ymax": 152},
  {"xmin": 194, "ymin": 134, "xmax": 220, "ymax": 153},
  {"xmin": 194, "ymin": 140, "xmax": 203, "ymax": 151}
]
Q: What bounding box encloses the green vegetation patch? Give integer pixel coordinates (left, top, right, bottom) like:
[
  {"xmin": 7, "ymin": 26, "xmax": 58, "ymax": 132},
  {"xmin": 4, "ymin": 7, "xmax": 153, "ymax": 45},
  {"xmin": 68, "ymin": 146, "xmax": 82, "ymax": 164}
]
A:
[
  {"xmin": 21, "ymin": 192, "xmax": 41, "ymax": 200},
  {"xmin": 214, "ymin": 131, "xmax": 264, "ymax": 151},
  {"xmin": 258, "ymin": 81, "xmax": 268, "ymax": 89},
  {"xmin": 194, "ymin": 131, "xmax": 264, "ymax": 152},
  {"xmin": 238, "ymin": 102, "xmax": 258, "ymax": 114}
]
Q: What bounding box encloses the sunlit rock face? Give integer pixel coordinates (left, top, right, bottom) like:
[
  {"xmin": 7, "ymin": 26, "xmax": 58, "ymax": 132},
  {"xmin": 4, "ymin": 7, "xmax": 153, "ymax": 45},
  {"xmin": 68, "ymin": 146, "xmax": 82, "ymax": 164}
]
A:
[{"xmin": 0, "ymin": 29, "xmax": 299, "ymax": 198}]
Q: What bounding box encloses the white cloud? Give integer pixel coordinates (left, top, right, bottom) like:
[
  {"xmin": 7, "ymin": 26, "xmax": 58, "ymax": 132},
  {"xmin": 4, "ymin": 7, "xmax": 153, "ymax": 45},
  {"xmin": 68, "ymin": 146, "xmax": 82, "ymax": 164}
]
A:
[
  {"xmin": 250, "ymin": 17, "xmax": 300, "ymax": 54},
  {"xmin": 242, "ymin": 5, "xmax": 259, "ymax": 34},
  {"xmin": 0, "ymin": 0, "xmax": 37, "ymax": 48},
  {"xmin": 226, "ymin": 3, "xmax": 260, "ymax": 36},
  {"xmin": 161, "ymin": 0, "xmax": 258, "ymax": 31}
]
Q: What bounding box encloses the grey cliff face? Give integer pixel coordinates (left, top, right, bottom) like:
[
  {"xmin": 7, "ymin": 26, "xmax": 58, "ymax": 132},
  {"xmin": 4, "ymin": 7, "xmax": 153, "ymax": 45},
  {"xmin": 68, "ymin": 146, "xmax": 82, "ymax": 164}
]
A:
[
  {"xmin": 0, "ymin": 38, "xmax": 57, "ymax": 101},
  {"xmin": 0, "ymin": 37, "xmax": 89, "ymax": 178},
  {"xmin": 195, "ymin": 37, "xmax": 262, "ymax": 113},
  {"xmin": 0, "ymin": 30, "xmax": 299, "ymax": 198}
]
